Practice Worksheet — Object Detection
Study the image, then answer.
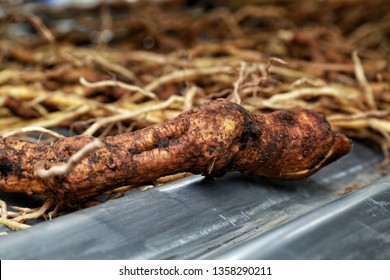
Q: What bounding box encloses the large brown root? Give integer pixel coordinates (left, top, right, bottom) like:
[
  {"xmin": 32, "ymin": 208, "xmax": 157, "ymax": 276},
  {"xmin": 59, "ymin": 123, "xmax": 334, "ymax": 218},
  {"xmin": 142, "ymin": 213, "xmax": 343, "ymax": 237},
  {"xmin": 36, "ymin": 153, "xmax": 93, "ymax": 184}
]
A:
[{"xmin": 0, "ymin": 99, "xmax": 351, "ymax": 207}]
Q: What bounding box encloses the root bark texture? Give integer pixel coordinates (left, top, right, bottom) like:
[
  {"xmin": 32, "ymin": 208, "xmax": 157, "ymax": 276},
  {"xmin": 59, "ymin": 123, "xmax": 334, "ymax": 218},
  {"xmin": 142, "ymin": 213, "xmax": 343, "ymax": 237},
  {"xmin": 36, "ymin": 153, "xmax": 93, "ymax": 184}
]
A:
[{"xmin": 0, "ymin": 99, "xmax": 351, "ymax": 207}]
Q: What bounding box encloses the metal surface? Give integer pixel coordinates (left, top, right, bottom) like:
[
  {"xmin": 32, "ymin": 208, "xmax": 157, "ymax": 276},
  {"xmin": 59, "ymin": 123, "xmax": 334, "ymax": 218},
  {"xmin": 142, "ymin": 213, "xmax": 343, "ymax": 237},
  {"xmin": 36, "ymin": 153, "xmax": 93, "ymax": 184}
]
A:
[
  {"xmin": 0, "ymin": 141, "xmax": 388, "ymax": 259},
  {"xmin": 214, "ymin": 175, "xmax": 390, "ymax": 259}
]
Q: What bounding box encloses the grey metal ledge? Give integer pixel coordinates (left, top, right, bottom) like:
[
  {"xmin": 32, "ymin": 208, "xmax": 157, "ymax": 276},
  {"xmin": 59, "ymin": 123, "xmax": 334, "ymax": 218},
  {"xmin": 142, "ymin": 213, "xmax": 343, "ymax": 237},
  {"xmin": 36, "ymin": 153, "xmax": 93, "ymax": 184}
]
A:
[{"xmin": 213, "ymin": 174, "xmax": 390, "ymax": 259}]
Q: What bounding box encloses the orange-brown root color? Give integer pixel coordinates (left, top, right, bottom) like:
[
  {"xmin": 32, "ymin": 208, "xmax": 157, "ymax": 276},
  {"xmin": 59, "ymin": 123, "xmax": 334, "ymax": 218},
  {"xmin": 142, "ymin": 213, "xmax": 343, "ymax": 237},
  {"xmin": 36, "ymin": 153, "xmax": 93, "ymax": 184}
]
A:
[{"xmin": 0, "ymin": 99, "xmax": 351, "ymax": 206}]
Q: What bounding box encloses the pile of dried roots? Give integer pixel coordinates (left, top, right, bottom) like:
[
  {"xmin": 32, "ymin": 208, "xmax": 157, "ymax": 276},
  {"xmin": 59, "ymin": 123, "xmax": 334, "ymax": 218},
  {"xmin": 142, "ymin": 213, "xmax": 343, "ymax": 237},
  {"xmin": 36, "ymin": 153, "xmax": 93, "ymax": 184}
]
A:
[{"xmin": 0, "ymin": 0, "xmax": 389, "ymax": 231}]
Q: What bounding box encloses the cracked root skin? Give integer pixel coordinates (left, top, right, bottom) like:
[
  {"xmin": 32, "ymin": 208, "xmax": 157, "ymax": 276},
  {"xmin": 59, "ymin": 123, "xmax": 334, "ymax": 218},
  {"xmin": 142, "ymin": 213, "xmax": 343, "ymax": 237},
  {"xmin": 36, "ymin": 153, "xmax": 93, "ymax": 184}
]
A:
[{"xmin": 0, "ymin": 99, "xmax": 351, "ymax": 206}]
